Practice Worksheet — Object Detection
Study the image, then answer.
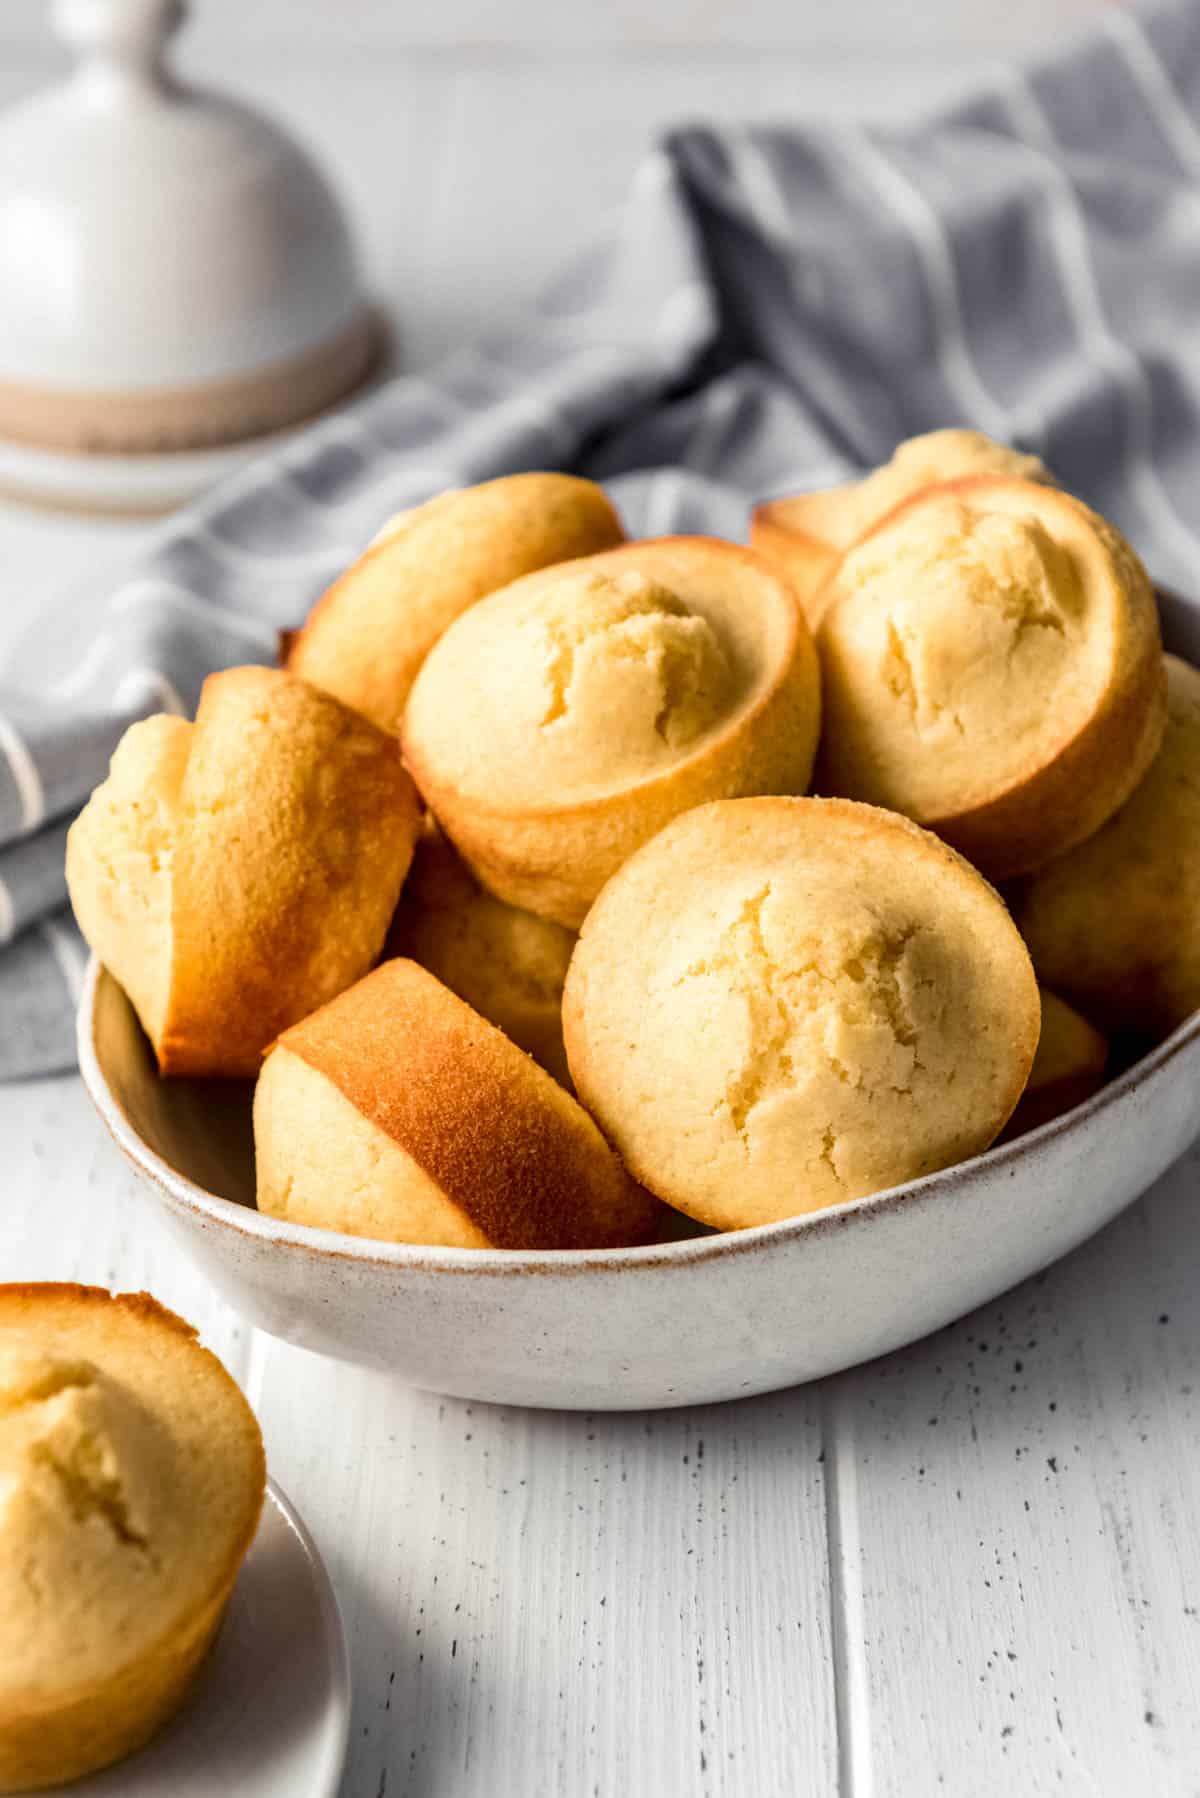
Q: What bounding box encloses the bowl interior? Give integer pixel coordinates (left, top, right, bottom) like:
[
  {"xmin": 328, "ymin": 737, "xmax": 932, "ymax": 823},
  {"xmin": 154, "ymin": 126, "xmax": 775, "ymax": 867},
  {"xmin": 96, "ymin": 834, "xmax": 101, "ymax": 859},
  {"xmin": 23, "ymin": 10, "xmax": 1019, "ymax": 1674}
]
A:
[{"xmin": 93, "ymin": 968, "xmax": 257, "ymax": 1208}]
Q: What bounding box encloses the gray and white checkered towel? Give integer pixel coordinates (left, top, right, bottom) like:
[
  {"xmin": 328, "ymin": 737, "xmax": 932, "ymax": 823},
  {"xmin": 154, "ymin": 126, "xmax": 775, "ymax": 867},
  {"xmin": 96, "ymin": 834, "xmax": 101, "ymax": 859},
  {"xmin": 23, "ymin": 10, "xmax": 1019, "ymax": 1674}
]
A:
[{"xmin": 4, "ymin": 0, "xmax": 1200, "ymax": 1077}]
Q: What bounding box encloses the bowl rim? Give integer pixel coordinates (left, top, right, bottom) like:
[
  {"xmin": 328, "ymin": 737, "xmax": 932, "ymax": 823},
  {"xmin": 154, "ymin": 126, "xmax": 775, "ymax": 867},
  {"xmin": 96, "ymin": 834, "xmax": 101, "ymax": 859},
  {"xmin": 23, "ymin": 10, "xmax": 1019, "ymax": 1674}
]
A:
[{"xmin": 77, "ymin": 955, "xmax": 1200, "ymax": 1279}]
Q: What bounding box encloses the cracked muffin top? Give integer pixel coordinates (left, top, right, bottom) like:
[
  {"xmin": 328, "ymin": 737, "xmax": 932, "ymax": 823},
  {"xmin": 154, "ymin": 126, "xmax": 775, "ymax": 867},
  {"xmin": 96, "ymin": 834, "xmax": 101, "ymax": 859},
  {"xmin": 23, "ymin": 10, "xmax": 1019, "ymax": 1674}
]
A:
[
  {"xmin": 402, "ymin": 536, "xmax": 820, "ymax": 928},
  {"xmin": 0, "ymin": 1285, "xmax": 264, "ymax": 1706},
  {"xmin": 751, "ymin": 429, "xmax": 1051, "ymax": 625},
  {"xmin": 562, "ymin": 796, "xmax": 1039, "ymax": 1229},
  {"xmin": 815, "ymin": 477, "xmax": 1164, "ymax": 879},
  {"xmin": 828, "ymin": 429, "xmax": 1048, "ymax": 550}
]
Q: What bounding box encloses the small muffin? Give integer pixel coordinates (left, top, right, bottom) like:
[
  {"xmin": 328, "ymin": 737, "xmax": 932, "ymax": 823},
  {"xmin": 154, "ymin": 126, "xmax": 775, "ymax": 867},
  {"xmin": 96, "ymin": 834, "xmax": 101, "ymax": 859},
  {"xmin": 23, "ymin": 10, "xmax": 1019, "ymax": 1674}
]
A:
[
  {"xmin": 816, "ymin": 478, "xmax": 1165, "ymax": 879},
  {"xmin": 288, "ymin": 473, "xmax": 624, "ymax": 732},
  {"xmin": 1012, "ymin": 654, "xmax": 1200, "ymax": 1039},
  {"xmin": 1002, "ymin": 989, "xmax": 1108, "ymax": 1140},
  {"xmin": 562, "ymin": 796, "xmax": 1039, "ymax": 1230},
  {"xmin": 385, "ymin": 824, "xmax": 575, "ymax": 1086},
  {"xmin": 0, "ymin": 1286, "xmax": 265, "ymax": 1793},
  {"xmin": 751, "ymin": 429, "xmax": 1049, "ymax": 625},
  {"xmin": 254, "ymin": 958, "xmax": 663, "ymax": 1249},
  {"xmin": 403, "ymin": 537, "xmax": 820, "ymax": 928},
  {"xmin": 67, "ymin": 665, "xmax": 420, "ymax": 1077}
]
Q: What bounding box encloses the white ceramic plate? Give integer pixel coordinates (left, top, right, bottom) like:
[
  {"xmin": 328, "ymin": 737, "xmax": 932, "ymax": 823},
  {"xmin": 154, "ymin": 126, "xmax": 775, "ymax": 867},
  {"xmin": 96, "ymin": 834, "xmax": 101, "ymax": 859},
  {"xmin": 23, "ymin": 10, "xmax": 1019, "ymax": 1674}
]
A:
[
  {"xmin": 75, "ymin": 598, "xmax": 1200, "ymax": 1413},
  {"xmin": 44, "ymin": 1481, "xmax": 352, "ymax": 1798}
]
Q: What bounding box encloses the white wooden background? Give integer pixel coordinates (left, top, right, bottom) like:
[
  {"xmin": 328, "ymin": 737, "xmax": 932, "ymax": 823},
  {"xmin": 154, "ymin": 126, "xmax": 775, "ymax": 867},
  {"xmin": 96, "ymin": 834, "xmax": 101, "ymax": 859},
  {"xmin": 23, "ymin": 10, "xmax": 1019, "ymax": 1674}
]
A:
[{"xmin": 7, "ymin": 5, "xmax": 1200, "ymax": 1794}]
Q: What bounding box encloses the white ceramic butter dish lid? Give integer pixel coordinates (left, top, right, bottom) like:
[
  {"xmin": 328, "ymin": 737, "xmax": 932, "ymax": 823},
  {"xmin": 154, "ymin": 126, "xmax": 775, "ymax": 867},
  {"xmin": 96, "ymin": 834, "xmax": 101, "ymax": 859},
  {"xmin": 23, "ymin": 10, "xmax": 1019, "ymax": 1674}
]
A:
[{"xmin": 0, "ymin": 0, "xmax": 375, "ymax": 502}]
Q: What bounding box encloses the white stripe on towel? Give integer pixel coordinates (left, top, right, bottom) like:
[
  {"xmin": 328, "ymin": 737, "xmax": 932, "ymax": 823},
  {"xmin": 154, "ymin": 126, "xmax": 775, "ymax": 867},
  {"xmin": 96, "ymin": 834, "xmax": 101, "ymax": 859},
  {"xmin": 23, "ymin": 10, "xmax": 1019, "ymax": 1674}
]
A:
[
  {"xmin": 682, "ymin": 381, "xmax": 742, "ymax": 478},
  {"xmin": 0, "ymin": 710, "xmax": 45, "ymax": 832},
  {"xmin": 183, "ymin": 523, "xmax": 359, "ymax": 575},
  {"xmin": 279, "ymin": 460, "xmax": 460, "ymax": 526},
  {"xmin": 654, "ymin": 281, "xmax": 713, "ymax": 352},
  {"xmin": 831, "ymin": 125, "xmax": 1017, "ymax": 443},
  {"xmin": 1000, "ymin": 71, "xmax": 1200, "ymax": 571},
  {"xmin": 1104, "ymin": 9, "xmax": 1200, "ymax": 181},
  {"xmin": 109, "ymin": 578, "xmax": 279, "ymax": 652},
  {"xmin": 112, "ymin": 667, "xmax": 187, "ymax": 718},
  {"xmin": 643, "ymin": 469, "xmax": 686, "ymax": 537},
  {"xmin": 39, "ymin": 917, "xmax": 86, "ymax": 1002},
  {"xmin": 727, "ymin": 133, "xmax": 803, "ymax": 244},
  {"xmin": 47, "ymin": 636, "xmax": 115, "ymax": 703}
]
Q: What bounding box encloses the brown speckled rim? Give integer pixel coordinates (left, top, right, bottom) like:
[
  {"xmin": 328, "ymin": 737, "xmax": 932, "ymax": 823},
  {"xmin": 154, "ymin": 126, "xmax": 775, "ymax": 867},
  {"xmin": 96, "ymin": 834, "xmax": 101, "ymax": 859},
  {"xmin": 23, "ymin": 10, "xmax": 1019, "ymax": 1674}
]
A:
[{"xmin": 76, "ymin": 957, "xmax": 1200, "ymax": 1280}]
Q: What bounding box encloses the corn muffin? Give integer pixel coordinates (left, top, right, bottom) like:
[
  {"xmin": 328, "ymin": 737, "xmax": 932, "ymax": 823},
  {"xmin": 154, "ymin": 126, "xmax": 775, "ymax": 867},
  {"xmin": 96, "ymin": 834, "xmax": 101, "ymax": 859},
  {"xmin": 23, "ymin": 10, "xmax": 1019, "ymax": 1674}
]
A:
[
  {"xmin": 288, "ymin": 473, "xmax": 624, "ymax": 731},
  {"xmin": 563, "ymin": 796, "xmax": 1040, "ymax": 1229},
  {"xmin": 255, "ymin": 959, "xmax": 663, "ymax": 1249},
  {"xmin": 0, "ymin": 1286, "xmax": 265, "ymax": 1793},
  {"xmin": 67, "ymin": 666, "xmax": 420, "ymax": 1077},
  {"xmin": 403, "ymin": 537, "xmax": 820, "ymax": 928},
  {"xmin": 1012, "ymin": 654, "xmax": 1200, "ymax": 1039},
  {"xmin": 751, "ymin": 428, "xmax": 1049, "ymax": 624},
  {"xmin": 816, "ymin": 478, "xmax": 1164, "ymax": 879},
  {"xmin": 1001, "ymin": 989, "xmax": 1108, "ymax": 1140},
  {"xmin": 385, "ymin": 824, "xmax": 575, "ymax": 1086}
]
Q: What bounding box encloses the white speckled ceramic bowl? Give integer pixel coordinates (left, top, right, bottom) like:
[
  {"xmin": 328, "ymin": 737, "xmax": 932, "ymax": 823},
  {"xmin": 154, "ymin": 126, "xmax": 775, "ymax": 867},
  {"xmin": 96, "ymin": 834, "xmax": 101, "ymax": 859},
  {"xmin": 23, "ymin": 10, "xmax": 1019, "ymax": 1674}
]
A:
[{"xmin": 76, "ymin": 600, "xmax": 1200, "ymax": 1413}]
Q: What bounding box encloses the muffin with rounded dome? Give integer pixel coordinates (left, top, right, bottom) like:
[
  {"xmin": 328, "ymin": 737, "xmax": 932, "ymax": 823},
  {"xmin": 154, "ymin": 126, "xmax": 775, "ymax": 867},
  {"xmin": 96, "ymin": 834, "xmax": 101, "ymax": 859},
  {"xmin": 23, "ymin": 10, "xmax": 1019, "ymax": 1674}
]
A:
[
  {"xmin": 562, "ymin": 796, "xmax": 1039, "ymax": 1230},
  {"xmin": 751, "ymin": 428, "xmax": 1050, "ymax": 624},
  {"xmin": 67, "ymin": 665, "xmax": 420, "ymax": 1077},
  {"xmin": 385, "ymin": 824, "xmax": 575, "ymax": 1085},
  {"xmin": 402, "ymin": 537, "xmax": 820, "ymax": 928},
  {"xmin": 816, "ymin": 477, "xmax": 1165, "ymax": 879},
  {"xmin": 0, "ymin": 1285, "xmax": 265, "ymax": 1793},
  {"xmin": 255, "ymin": 958, "xmax": 663, "ymax": 1249},
  {"xmin": 1012, "ymin": 654, "xmax": 1200, "ymax": 1040},
  {"xmin": 288, "ymin": 472, "xmax": 624, "ymax": 732}
]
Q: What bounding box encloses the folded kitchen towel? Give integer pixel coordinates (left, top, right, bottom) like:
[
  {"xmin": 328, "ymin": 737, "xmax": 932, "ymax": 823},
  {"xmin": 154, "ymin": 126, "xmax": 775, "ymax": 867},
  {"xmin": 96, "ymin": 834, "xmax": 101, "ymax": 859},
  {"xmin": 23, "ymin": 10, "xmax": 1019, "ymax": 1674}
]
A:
[{"xmin": 4, "ymin": 0, "xmax": 1200, "ymax": 1077}]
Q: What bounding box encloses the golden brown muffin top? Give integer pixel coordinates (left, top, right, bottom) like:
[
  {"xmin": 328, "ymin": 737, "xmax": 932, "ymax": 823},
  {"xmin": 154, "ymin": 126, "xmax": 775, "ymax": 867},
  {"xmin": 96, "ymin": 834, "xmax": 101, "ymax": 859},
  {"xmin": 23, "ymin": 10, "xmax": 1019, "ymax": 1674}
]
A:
[
  {"xmin": 404, "ymin": 536, "xmax": 804, "ymax": 811},
  {"xmin": 272, "ymin": 959, "xmax": 662, "ymax": 1250},
  {"xmin": 816, "ymin": 478, "xmax": 1163, "ymax": 874},
  {"xmin": 564, "ymin": 796, "xmax": 1039, "ymax": 1229},
  {"xmin": 834, "ymin": 428, "xmax": 1048, "ymax": 546},
  {"xmin": 0, "ymin": 1286, "xmax": 264, "ymax": 1708},
  {"xmin": 289, "ymin": 472, "xmax": 625, "ymax": 733}
]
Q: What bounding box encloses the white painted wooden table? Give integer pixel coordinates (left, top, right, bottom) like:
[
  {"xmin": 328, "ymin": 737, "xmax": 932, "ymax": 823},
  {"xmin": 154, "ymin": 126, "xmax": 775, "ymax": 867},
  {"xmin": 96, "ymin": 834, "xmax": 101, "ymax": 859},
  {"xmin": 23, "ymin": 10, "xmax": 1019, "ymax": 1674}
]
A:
[{"xmin": 5, "ymin": 10, "xmax": 1200, "ymax": 1794}]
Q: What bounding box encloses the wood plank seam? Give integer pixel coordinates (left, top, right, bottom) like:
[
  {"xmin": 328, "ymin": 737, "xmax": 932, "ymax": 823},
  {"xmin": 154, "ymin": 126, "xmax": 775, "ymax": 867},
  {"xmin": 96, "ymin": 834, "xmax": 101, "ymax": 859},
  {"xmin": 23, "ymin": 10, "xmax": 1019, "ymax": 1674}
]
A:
[{"xmin": 822, "ymin": 1384, "xmax": 875, "ymax": 1798}]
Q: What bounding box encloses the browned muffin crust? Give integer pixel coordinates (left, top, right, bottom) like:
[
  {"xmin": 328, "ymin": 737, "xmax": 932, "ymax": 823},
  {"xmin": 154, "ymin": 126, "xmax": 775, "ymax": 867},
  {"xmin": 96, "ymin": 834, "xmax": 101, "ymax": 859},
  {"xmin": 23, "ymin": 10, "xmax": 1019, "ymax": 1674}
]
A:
[
  {"xmin": 402, "ymin": 535, "xmax": 820, "ymax": 928},
  {"xmin": 273, "ymin": 959, "xmax": 661, "ymax": 1250},
  {"xmin": 161, "ymin": 666, "xmax": 419, "ymax": 1075},
  {"xmin": 0, "ymin": 1285, "xmax": 265, "ymax": 1794},
  {"xmin": 815, "ymin": 477, "xmax": 1166, "ymax": 879},
  {"xmin": 288, "ymin": 473, "xmax": 625, "ymax": 733}
]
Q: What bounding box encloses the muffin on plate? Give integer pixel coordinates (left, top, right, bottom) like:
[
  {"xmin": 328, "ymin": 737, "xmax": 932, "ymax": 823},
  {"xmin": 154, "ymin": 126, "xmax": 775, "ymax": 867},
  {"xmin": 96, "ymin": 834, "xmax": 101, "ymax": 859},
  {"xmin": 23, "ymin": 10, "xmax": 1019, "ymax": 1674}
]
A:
[
  {"xmin": 815, "ymin": 478, "xmax": 1165, "ymax": 879},
  {"xmin": 288, "ymin": 472, "xmax": 624, "ymax": 732},
  {"xmin": 403, "ymin": 536, "xmax": 820, "ymax": 927},
  {"xmin": 563, "ymin": 796, "xmax": 1040, "ymax": 1230},
  {"xmin": 385, "ymin": 823, "xmax": 575, "ymax": 1086},
  {"xmin": 1012, "ymin": 654, "xmax": 1200, "ymax": 1039},
  {"xmin": 0, "ymin": 1285, "xmax": 265, "ymax": 1793},
  {"xmin": 255, "ymin": 958, "xmax": 663, "ymax": 1249},
  {"xmin": 751, "ymin": 428, "xmax": 1049, "ymax": 624},
  {"xmin": 67, "ymin": 665, "xmax": 420, "ymax": 1077}
]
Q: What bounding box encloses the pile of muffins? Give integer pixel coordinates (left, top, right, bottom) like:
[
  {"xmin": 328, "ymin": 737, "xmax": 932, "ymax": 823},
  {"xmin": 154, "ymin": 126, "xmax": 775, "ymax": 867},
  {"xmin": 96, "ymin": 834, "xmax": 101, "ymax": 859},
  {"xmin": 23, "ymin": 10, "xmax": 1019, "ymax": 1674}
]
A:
[{"xmin": 67, "ymin": 440, "xmax": 1200, "ymax": 1250}]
